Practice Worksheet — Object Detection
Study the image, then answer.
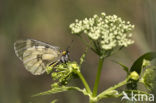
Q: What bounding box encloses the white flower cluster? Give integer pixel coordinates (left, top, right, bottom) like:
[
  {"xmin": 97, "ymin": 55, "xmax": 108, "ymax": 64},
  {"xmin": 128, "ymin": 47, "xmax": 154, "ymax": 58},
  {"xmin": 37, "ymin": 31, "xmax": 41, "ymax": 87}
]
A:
[{"xmin": 69, "ymin": 13, "xmax": 134, "ymax": 50}]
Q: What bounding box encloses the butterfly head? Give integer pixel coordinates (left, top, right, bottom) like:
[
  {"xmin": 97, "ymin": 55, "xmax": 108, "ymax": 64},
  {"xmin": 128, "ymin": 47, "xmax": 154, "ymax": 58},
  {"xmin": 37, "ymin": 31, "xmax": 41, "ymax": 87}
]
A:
[{"xmin": 60, "ymin": 50, "xmax": 70, "ymax": 63}]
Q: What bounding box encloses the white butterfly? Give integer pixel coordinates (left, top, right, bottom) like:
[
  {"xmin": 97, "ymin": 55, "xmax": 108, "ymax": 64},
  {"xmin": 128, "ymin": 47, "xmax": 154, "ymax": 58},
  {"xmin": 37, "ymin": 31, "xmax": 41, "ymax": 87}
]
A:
[{"xmin": 14, "ymin": 39, "xmax": 69, "ymax": 75}]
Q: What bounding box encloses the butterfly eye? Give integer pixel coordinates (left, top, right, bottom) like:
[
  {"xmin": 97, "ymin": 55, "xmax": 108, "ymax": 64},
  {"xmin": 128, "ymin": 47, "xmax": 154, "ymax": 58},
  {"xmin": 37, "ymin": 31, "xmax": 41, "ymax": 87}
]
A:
[{"xmin": 62, "ymin": 51, "xmax": 67, "ymax": 55}]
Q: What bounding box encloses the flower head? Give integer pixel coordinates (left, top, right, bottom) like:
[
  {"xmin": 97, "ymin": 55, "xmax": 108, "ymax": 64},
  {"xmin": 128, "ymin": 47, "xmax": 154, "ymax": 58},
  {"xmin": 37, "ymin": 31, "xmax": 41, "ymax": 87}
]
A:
[
  {"xmin": 46, "ymin": 62, "xmax": 80, "ymax": 86},
  {"xmin": 70, "ymin": 12, "xmax": 134, "ymax": 56}
]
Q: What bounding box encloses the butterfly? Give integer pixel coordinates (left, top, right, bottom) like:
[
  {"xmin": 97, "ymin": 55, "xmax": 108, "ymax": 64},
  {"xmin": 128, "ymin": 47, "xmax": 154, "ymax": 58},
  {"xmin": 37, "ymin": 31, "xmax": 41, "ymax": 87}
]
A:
[{"xmin": 14, "ymin": 39, "xmax": 70, "ymax": 75}]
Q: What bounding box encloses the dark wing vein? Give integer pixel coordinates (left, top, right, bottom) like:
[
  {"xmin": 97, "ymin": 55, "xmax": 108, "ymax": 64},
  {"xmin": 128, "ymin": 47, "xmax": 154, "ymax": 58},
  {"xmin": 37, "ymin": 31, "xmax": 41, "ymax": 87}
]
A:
[{"xmin": 14, "ymin": 39, "xmax": 61, "ymax": 75}]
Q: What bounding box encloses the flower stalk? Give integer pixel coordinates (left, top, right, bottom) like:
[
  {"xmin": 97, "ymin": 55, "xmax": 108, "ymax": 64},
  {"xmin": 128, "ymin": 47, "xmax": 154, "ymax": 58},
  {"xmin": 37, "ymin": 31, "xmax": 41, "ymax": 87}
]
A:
[
  {"xmin": 76, "ymin": 71, "xmax": 92, "ymax": 94},
  {"xmin": 97, "ymin": 78, "xmax": 129, "ymax": 100},
  {"xmin": 92, "ymin": 57, "xmax": 104, "ymax": 97}
]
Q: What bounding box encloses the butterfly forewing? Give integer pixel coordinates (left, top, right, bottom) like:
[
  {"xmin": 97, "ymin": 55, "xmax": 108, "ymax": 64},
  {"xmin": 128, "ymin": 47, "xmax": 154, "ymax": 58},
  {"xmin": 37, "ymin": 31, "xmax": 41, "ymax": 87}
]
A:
[{"xmin": 14, "ymin": 39, "xmax": 61, "ymax": 75}]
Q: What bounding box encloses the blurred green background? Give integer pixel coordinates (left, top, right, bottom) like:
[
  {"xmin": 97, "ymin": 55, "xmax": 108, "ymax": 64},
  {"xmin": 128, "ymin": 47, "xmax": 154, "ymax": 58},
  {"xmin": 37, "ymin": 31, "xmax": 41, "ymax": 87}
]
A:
[{"xmin": 0, "ymin": 0, "xmax": 156, "ymax": 103}]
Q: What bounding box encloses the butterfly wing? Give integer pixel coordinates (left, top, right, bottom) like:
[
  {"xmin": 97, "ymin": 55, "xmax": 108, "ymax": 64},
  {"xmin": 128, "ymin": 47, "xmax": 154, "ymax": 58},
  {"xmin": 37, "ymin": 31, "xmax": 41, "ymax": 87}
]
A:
[{"xmin": 14, "ymin": 39, "xmax": 61, "ymax": 75}]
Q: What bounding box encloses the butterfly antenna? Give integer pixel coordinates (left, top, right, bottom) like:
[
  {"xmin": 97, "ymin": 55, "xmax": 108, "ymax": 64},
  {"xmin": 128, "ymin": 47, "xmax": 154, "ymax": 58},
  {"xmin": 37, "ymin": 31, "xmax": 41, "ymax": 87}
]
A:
[{"xmin": 66, "ymin": 39, "xmax": 74, "ymax": 52}]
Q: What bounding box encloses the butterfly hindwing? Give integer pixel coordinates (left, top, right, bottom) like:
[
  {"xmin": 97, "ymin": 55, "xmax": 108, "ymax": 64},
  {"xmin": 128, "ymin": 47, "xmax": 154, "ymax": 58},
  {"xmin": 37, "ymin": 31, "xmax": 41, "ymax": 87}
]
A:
[{"xmin": 14, "ymin": 39, "xmax": 61, "ymax": 75}]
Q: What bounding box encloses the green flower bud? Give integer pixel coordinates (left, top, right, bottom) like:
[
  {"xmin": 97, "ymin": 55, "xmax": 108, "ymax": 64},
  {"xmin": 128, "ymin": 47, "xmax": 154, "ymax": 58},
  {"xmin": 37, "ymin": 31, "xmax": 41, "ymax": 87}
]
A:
[
  {"xmin": 51, "ymin": 83, "xmax": 59, "ymax": 88},
  {"xmin": 142, "ymin": 59, "xmax": 151, "ymax": 68},
  {"xmin": 46, "ymin": 66, "xmax": 53, "ymax": 74},
  {"xmin": 52, "ymin": 73, "xmax": 57, "ymax": 78},
  {"xmin": 50, "ymin": 62, "xmax": 80, "ymax": 87},
  {"xmin": 129, "ymin": 71, "xmax": 139, "ymax": 80}
]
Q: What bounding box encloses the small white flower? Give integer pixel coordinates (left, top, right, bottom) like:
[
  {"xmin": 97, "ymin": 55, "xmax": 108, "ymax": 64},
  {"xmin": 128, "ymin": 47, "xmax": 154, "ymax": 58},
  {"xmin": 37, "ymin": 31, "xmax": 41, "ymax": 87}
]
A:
[{"xmin": 69, "ymin": 12, "xmax": 134, "ymax": 52}]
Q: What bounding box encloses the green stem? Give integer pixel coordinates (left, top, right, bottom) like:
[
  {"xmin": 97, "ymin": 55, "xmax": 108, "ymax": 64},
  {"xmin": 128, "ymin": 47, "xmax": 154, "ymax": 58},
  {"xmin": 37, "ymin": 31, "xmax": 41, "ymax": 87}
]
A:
[
  {"xmin": 77, "ymin": 71, "xmax": 92, "ymax": 94},
  {"xmin": 97, "ymin": 77, "xmax": 130, "ymax": 101},
  {"xmin": 89, "ymin": 100, "xmax": 96, "ymax": 103},
  {"xmin": 92, "ymin": 57, "xmax": 104, "ymax": 97}
]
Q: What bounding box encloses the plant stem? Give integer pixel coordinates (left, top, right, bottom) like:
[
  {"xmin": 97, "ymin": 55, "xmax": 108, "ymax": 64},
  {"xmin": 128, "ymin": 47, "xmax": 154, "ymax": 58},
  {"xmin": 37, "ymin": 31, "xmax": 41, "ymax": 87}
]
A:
[
  {"xmin": 89, "ymin": 100, "xmax": 96, "ymax": 103},
  {"xmin": 97, "ymin": 78, "xmax": 128, "ymax": 100},
  {"xmin": 92, "ymin": 57, "xmax": 104, "ymax": 97},
  {"xmin": 77, "ymin": 71, "xmax": 92, "ymax": 94}
]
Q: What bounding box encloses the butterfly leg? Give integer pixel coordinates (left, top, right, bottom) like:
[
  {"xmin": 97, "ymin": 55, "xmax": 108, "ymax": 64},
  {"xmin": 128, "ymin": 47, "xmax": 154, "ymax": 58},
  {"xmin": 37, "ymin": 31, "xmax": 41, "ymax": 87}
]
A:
[{"xmin": 49, "ymin": 61, "xmax": 60, "ymax": 68}]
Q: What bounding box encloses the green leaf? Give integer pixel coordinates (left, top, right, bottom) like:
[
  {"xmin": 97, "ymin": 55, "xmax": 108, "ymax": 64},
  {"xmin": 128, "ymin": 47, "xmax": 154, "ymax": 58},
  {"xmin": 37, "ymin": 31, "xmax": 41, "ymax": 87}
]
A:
[
  {"xmin": 141, "ymin": 67, "xmax": 156, "ymax": 91},
  {"xmin": 50, "ymin": 99, "xmax": 58, "ymax": 103},
  {"xmin": 46, "ymin": 66, "xmax": 53, "ymax": 74},
  {"xmin": 130, "ymin": 52, "xmax": 156, "ymax": 74},
  {"xmin": 32, "ymin": 86, "xmax": 84, "ymax": 97},
  {"xmin": 127, "ymin": 52, "xmax": 156, "ymax": 90},
  {"xmin": 112, "ymin": 60, "xmax": 129, "ymax": 75}
]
